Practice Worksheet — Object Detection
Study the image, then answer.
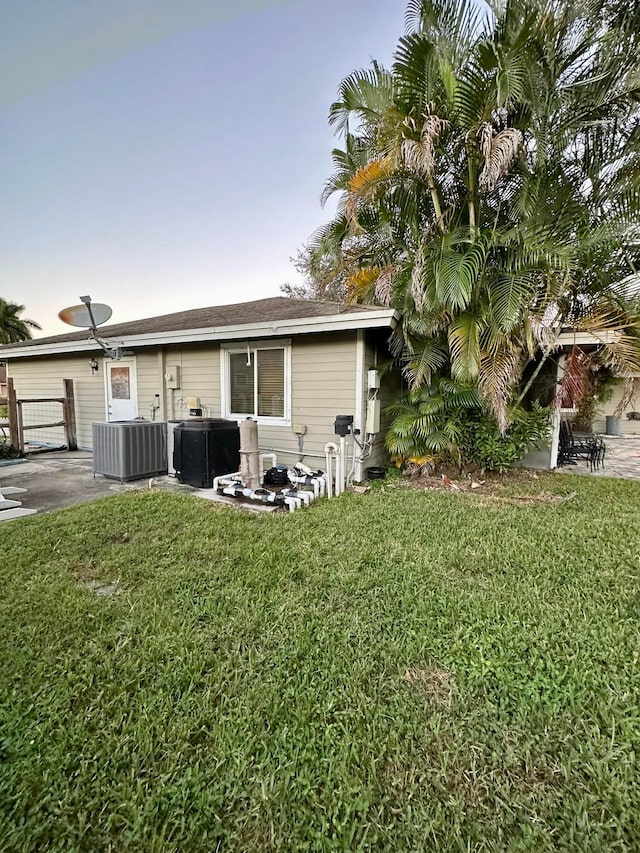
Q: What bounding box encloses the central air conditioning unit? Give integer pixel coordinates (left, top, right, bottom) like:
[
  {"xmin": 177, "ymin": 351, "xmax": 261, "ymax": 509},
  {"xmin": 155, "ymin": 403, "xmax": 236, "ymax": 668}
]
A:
[{"xmin": 92, "ymin": 420, "xmax": 168, "ymax": 482}]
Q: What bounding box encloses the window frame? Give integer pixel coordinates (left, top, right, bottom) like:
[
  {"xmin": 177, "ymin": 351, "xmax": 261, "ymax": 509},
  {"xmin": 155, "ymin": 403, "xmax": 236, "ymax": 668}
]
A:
[{"xmin": 221, "ymin": 339, "xmax": 291, "ymax": 425}]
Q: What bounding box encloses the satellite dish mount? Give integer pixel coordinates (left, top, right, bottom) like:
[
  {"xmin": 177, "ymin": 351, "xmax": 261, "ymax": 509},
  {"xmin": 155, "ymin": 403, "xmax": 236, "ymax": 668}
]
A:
[{"xmin": 58, "ymin": 296, "xmax": 122, "ymax": 360}]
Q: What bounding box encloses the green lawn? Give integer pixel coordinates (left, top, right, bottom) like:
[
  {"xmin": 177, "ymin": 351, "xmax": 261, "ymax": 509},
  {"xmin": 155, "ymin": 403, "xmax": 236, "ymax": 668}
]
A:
[{"xmin": 1, "ymin": 475, "xmax": 640, "ymax": 851}]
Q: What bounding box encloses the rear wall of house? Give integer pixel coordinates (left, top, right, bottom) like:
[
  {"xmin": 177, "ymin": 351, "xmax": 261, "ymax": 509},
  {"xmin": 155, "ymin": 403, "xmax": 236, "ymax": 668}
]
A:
[
  {"xmin": 6, "ymin": 332, "xmax": 363, "ymax": 465},
  {"xmin": 161, "ymin": 332, "xmax": 359, "ymax": 467}
]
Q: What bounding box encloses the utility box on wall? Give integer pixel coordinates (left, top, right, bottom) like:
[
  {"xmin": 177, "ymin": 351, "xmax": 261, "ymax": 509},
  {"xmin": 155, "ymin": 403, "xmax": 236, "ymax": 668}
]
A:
[
  {"xmin": 365, "ymin": 399, "xmax": 381, "ymax": 435},
  {"xmin": 367, "ymin": 369, "xmax": 381, "ymax": 390},
  {"xmin": 164, "ymin": 365, "xmax": 181, "ymax": 389}
]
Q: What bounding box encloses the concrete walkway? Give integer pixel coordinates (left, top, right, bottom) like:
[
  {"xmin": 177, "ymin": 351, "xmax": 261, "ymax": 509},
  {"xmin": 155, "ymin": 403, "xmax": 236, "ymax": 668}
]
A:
[
  {"xmin": 0, "ymin": 450, "xmax": 276, "ymax": 516},
  {"xmin": 0, "ymin": 451, "xmax": 189, "ymax": 514}
]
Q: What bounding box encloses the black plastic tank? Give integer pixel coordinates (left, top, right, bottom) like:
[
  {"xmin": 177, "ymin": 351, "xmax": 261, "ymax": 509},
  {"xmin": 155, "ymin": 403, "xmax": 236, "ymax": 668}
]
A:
[{"xmin": 173, "ymin": 418, "xmax": 240, "ymax": 488}]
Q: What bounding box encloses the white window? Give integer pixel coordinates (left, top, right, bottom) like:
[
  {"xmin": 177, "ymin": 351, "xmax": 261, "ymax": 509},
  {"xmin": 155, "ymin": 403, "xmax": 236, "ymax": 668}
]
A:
[{"xmin": 222, "ymin": 342, "xmax": 291, "ymax": 423}]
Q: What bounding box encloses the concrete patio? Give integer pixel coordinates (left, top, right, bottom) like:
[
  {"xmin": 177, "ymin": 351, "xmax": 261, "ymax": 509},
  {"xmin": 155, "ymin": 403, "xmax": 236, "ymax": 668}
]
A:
[
  {"xmin": 557, "ymin": 435, "xmax": 640, "ymax": 480},
  {"xmin": 0, "ymin": 450, "xmax": 188, "ymax": 514},
  {"xmin": 0, "ymin": 450, "xmax": 277, "ymax": 517}
]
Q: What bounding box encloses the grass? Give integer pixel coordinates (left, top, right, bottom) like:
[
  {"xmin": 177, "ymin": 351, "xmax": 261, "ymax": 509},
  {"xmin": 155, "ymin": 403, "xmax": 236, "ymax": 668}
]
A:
[{"xmin": 1, "ymin": 473, "xmax": 640, "ymax": 851}]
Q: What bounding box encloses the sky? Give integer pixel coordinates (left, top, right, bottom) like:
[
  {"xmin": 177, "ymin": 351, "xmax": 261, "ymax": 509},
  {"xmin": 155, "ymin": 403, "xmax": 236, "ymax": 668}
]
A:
[{"xmin": 1, "ymin": 0, "xmax": 407, "ymax": 337}]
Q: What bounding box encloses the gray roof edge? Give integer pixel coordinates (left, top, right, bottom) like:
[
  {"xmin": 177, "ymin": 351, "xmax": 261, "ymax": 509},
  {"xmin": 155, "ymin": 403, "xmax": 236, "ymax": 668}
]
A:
[{"xmin": 0, "ymin": 299, "xmax": 398, "ymax": 359}]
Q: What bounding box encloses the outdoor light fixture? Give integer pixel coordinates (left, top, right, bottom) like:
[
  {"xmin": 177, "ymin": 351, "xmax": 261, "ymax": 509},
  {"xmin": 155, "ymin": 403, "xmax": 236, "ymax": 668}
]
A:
[{"xmin": 89, "ymin": 358, "xmax": 99, "ymax": 375}]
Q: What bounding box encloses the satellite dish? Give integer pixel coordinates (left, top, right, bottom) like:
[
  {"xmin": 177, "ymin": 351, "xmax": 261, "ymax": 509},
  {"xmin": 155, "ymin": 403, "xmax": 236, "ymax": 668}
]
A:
[
  {"xmin": 58, "ymin": 302, "xmax": 112, "ymax": 328},
  {"xmin": 58, "ymin": 296, "xmax": 123, "ymax": 361}
]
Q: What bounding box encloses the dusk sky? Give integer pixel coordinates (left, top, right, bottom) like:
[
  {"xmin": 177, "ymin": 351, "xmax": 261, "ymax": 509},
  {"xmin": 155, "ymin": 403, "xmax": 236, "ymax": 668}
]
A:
[{"xmin": 2, "ymin": 1, "xmax": 407, "ymax": 337}]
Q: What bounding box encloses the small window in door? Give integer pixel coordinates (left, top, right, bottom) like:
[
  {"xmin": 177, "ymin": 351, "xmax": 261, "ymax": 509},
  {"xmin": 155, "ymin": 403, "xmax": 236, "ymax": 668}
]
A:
[{"xmin": 110, "ymin": 367, "xmax": 130, "ymax": 400}]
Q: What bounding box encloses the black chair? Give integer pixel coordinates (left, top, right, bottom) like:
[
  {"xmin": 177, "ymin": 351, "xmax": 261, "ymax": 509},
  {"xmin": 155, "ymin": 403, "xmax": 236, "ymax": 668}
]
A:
[{"xmin": 558, "ymin": 421, "xmax": 606, "ymax": 471}]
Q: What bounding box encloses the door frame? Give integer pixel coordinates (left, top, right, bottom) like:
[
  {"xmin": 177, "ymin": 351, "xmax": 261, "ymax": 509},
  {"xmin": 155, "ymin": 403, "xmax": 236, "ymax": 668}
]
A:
[{"xmin": 104, "ymin": 357, "xmax": 139, "ymax": 421}]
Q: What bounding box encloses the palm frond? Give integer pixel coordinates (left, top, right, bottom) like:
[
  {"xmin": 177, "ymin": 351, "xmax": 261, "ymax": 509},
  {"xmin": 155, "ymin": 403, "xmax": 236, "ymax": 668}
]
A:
[
  {"xmin": 434, "ymin": 240, "xmax": 486, "ymax": 310},
  {"xmin": 478, "ymin": 126, "xmax": 523, "ymax": 190},
  {"xmin": 448, "ymin": 312, "xmax": 482, "ymax": 380},
  {"xmin": 478, "ymin": 338, "xmax": 522, "ymax": 431},
  {"xmin": 400, "ymin": 337, "xmax": 448, "ymax": 388},
  {"xmin": 345, "ymin": 267, "xmax": 380, "ymax": 302},
  {"xmin": 554, "ymin": 346, "xmax": 593, "ymax": 409}
]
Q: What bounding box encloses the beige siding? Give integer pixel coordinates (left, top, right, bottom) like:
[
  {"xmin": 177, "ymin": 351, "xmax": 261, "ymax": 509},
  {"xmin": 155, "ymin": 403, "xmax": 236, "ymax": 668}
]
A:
[
  {"xmin": 260, "ymin": 332, "xmax": 358, "ymax": 467},
  {"xmin": 163, "ymin": 335, "xmax": 358, "ymax": 467},
  {"xmin": 7, "ymin": 354, "xmax": 106, "ymax": 449},
  {"xmin": 7, "ymin": 350, "xmax": 166, "ymax": 450},
  {"xmin": 5, "ymin": 332, "xmax": 361, "ymax": 464},
  {"xmin": 593, "ymin": 380, "xmax": 640, "ymax": 435},
  {"xmin": 134, "ymin": 350, "xmax": 162, "ymax": 421},
  {"xmin": 162, "ymin": 344, "xmax": 221, "ymax": 420}
]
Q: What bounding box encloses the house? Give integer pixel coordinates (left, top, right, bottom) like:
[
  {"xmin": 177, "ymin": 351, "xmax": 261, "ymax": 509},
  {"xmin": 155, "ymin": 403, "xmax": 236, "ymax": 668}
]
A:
[
  {"xmin": 554, "ymin": 330, "xmax": 640, "ymax": 436},
  {"xmin": 515, "ymin": 328, "xmax": 640, "ymax": 470},
  {"xmin": 0, "ymin": 297, "xmax": 399, "ymax": 479}
]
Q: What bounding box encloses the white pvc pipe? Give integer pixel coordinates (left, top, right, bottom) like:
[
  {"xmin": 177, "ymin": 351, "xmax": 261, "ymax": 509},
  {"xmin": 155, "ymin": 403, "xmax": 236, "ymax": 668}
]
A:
[
  {"xmin": 250, "ymin": 489, "xmax": 278, "ymax": 503},
  {"xmin": 222, "ymin": 485, "xmax": 239, "ymax": 498},
  {"xmin": 219, "ymin": 481, "xmax": 314, "ymax": 513},
  {"xmin": 221, "ymin": 484, "xmax": 284, "ymax": 505},
  {"xmin": 260, "ymin": 453, "xmax": 277, "ymax": 470},
  {"xmin": 346, "ymin": 437, "xmax": 359, "ymax": 487},
  {"xmin": 213, "ymin": 472, "xmax": 241, "ymax": 491},
  {"xmin": 283, "ymin": 488, "xmax": 312, "ymax": 506},
  {"xmin": 339, "ymin": 436, "xmax": 346, "ymax": 495},
  {"xmin": 287, "ymin": 472, "xmax": 321, "ymax": 498},
  {"xmin": 295, "ymin": 462, "xmax": 314, "ymax": 476},
  {"xmin": 324, "ymin": 442, "xmax": 338, "ymax": 498}
]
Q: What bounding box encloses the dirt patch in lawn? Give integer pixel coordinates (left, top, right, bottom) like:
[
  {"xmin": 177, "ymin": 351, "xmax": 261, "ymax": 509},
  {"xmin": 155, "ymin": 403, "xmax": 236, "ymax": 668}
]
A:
[
  {"xmin": 391, "ymin": 468, "xmax": 578, "ymax": 506},
  {"xmin": 402, "ymin": 467, "xmax": 546, "ymax": 495},
  {"xmin": 402, "ymin": 665, "xmax": 455, "ymax": 708}
]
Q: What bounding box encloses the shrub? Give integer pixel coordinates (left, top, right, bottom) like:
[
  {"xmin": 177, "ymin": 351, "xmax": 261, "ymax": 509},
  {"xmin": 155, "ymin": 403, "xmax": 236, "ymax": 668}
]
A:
[
  {"xmin": 386, "ymin": 379, "xmax": 550, "ymax": 472},
  {"xmin": 458, "ymin": 403, "xmax": 550, "ymax": 472},
  {"xmin": 0, "ymin": 443, "xmax": 21, "ymax": 460}
]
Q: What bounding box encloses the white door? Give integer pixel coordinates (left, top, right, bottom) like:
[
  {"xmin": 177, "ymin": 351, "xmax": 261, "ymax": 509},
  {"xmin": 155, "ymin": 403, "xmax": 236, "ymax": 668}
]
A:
[{"xmin": 105, "ymin": 359, "xmax": 138, "ymax": 421}]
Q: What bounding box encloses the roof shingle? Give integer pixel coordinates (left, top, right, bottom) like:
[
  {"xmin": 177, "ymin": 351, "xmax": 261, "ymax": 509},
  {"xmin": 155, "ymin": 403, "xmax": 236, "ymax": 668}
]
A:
[{"xmin": 1, "ymin": 296, "xmax": 382, "ymax": 351}]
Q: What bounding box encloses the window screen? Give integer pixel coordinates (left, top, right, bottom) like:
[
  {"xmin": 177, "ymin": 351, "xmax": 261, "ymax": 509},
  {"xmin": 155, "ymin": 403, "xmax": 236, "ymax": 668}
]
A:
[
  {"xmin": 257, "ymin": 349, "xmax": 285, "ymax": 417},
  {"xmin": 229, "ymin": 352, "xmax": 254, "ymax": 414},
  {"xmin": 228, "ymin": 348, "xmax": 286, "ymax": 417}
]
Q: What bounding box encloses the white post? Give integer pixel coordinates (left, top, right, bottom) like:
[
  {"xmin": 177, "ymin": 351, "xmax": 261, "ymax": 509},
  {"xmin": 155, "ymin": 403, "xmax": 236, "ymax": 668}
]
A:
[
  {"xmin": 550, "ymin": 406, "xmax": 561, "ymax": 469},
  {"xmin": 339, "ymin": 435, "xmax": 346, "ymax": 494}
]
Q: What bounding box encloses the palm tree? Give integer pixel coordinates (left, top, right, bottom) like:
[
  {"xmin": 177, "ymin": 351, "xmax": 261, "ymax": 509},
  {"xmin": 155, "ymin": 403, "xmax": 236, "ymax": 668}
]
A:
[
  {"xmin": 310, "ymin": 0, "xmax": 640, "ymax": 441},
  {"xmin": 0, "ymin": 299, "xmax": 41, "ymax": 344}
]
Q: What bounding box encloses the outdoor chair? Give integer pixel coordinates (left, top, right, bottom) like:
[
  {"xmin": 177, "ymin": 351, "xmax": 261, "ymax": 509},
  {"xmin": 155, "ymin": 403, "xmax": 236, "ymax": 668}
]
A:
[{"xmin": 558, "ymin": 421, "xmax": 606, "ymax": 471}]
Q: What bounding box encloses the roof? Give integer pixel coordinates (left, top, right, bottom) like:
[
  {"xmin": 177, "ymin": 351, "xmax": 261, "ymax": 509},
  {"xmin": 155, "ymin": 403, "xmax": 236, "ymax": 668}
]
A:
[{"xmin": 0, "ymin": 296, "xmax": 398, "ymax": 359}]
